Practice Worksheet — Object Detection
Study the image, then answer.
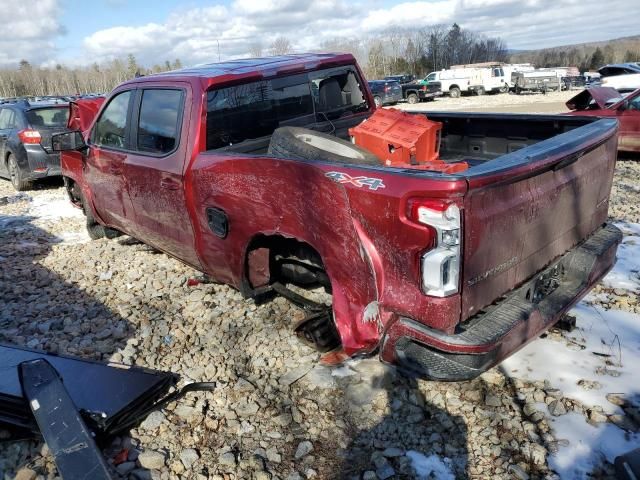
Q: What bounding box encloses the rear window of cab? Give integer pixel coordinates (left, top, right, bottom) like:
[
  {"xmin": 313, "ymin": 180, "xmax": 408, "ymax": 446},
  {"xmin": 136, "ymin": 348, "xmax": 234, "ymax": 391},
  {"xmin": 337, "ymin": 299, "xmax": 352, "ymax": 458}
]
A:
[
  {"xmin": 205, "ymin": 66, "xmax": 368, "ymax": 150},
  {"xmin": 26, "ymin": 107, "xmax": 69, "ymax": 128}
]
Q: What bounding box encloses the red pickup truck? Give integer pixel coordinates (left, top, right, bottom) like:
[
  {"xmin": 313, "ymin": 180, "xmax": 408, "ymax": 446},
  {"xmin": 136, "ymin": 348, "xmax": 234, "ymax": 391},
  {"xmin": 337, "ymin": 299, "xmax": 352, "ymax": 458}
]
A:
[{"xmin": 54, "ymin": 53, "xmax": 622, "ymax": 381}]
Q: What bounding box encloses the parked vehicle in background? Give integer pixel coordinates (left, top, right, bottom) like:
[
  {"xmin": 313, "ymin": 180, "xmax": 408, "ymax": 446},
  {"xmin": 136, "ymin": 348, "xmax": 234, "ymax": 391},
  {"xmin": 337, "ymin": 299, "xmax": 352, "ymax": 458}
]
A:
[
  {"xmin": 598, "ymin": 63, "xmax": 640, "ymax": 77},
  {"xmin": 502, "ymin": 64, "xmax": 535, "ymax": 89},
  {"xmin": 512, "ymin": 71, "xmax": 561, "ymax": 94},
  {"xmin": 565, "ymin": 86, "xmax": 640, "ymax": 152},
  {"xmin": 401, "ymin": 81, "xmax": 442, "ymax": 104},
  {"xmin": 368, "ymin": 80, "xmax": 402, "ymax": 107},
  {"xmin": 466, "ymin": 66, "xmax": 508, "ymax": 95},
  {"xmin": 423, "ymin": 69, "xmax": 476, "ymax": 97},
  {"xmin": 55, "ymin": 53, "xmax": 621, "ymax": 381},
  {"xmin": 384, "ymin": 74, "xmax": 416, "ymax": 85},
  {"xmin": 0, "ymin": 99, "xmax": 70, "ymax": 190},
  {"xmin": 602, "ymin": 73, "xmax": 640, "ymax": 93}
]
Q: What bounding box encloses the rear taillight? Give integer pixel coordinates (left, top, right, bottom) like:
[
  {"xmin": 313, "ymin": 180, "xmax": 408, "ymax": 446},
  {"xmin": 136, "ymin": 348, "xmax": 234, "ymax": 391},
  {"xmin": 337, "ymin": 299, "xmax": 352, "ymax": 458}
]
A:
[
  {"xmin": 409, "ymin": 199, "xmax": 461, "ymax": 297},
  {"xmin": 421, "ymin": 85, "xmax": 427, "ymax": 91},
  {"xmin": 18, "ymin": 129, "xmax": 42, "ymax": 144},
  {"xmin": 384, "ymin": 86, "xmax": 391, "ymax": 92}
]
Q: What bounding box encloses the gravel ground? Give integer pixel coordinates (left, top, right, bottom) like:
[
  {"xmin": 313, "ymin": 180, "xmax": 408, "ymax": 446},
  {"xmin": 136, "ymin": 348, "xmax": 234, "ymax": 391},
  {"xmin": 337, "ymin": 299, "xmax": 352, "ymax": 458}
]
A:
[
  {"xmin": 0, "ymin": 158, "xmax": 638, "ymax": 480},
  {"xmin": 393, "ymin": 90, "xmax": 577, "ymax": 114}
]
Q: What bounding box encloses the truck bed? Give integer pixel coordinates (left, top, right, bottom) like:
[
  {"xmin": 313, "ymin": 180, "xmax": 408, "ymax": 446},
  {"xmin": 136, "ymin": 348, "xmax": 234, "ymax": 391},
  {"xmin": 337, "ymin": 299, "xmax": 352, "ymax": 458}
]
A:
[{"xmin": 214, "ymin": 112, "xmax": 599, "ymax": 168}]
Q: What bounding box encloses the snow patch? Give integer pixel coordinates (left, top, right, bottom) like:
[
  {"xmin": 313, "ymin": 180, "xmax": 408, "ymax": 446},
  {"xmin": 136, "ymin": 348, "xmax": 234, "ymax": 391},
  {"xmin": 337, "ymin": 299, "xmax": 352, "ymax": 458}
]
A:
[
  {"xmin": 547, "ymin": 412, "xmax": 639, "ymax": 479},
  {"xmin": 502, "ymin": 304, "xmax": 640, "ymax": 414},
  {"xmin": 405, "ymin": 451, "xmax": 455, "ymax": 480},
  {"xmin": 601, "ymin": 222, "xmax": 640, "ymax": 293},
  {"xmin": 29, "ymin": 194, "xmax": 83, "ymax": 221}
]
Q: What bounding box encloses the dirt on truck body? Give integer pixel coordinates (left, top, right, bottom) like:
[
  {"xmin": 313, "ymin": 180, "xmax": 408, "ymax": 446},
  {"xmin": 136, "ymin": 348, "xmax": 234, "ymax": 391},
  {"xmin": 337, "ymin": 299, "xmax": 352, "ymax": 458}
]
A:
[{"xmin": 54, "ymin": 53, "xmax": 622, "ymax": 381}]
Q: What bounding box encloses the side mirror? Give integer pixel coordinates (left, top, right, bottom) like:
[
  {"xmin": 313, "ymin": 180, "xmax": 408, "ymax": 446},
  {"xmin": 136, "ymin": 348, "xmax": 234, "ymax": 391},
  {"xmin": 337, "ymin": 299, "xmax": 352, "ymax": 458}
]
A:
[{"xmin": 51, "ymin": 131, "xmax": 87, "ymax": 152}]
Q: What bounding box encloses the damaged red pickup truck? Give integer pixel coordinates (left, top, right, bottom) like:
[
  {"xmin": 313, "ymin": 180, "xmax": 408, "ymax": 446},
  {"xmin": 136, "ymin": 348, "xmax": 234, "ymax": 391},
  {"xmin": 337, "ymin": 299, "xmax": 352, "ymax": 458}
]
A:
[{"xmin": 55, "ymin": 54, "xmax": 622, "ymax": 381}]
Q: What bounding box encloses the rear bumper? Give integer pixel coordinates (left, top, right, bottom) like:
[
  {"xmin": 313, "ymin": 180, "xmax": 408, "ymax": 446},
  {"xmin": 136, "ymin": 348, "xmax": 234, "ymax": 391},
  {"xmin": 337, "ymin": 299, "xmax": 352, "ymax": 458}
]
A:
[
  {"xmin": 24, "ymin": 145, "xmax": 61, "ymax": 179},
  {"xmin": 380, "ymin": 223, "xmax": 622, "ymax": 381}
]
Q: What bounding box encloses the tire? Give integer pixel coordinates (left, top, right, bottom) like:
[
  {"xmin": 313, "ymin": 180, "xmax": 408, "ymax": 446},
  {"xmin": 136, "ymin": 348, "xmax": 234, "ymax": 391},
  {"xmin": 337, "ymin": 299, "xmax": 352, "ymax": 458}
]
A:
[
  {"xmin": 268, "ymin": 127, "xmax": 380, "ymax": 166},
  {"xmin": 449, "ymin": 87, "xmax": 461, "ymax": 98},
  {"xmin": 499, "ymin": 85, "xmax": 509, "ymax": 94},
  {"xmin": 475, "ymin": 86, "xmax": 485, "ymax": 96},
  {"xmin": 7, "ymin": 154, "xmax": 31, "ymax": 191},
  {"xmin": 373, "ymin": 96, "xmax": 382, "ymax": 108},
  {"xmin": 82, "ymin": 195, "xmax": 121, "ymax": 240},
  {"xmin": 407, "ymin": 93, "xmax": 419, "ymax": 104}
]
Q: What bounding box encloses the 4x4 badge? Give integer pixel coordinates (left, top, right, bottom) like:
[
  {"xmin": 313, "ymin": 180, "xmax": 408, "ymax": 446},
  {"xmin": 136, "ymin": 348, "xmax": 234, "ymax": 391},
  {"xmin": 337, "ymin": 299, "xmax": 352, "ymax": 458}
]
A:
[{"xmin": 325, "ymin": 171, "xmax": 385, "ymax": 191}]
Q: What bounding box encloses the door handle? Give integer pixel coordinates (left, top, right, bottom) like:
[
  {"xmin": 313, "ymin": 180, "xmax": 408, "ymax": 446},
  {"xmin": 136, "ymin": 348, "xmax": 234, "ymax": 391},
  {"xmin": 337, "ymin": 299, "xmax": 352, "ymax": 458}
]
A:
[{"xmin": 160, "ymin": 178, "xmax": 180, "ymax": 190}]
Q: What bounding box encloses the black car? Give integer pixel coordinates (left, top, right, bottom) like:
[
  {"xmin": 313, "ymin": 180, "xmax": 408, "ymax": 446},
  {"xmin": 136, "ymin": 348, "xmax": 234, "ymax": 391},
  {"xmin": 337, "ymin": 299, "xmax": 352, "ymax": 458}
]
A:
[
  {"xmin": 368, "ymin": 80, "xmax": 403, "ymax": 107},
  {"xmin": 0, "ymin": 99, "xmax": 69, "ymax": 190}
]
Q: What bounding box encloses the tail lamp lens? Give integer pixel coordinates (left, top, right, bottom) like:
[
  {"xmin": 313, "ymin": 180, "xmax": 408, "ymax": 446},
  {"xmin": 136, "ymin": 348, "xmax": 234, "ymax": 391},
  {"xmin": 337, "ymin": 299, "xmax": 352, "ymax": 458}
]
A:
[
  {"xmin": 18, "ymin": 129, "xmax": 42, "ymax": 144},
  {"xmin": 411, "ymin": 201, "xmax": 461, "ymax": 297}
]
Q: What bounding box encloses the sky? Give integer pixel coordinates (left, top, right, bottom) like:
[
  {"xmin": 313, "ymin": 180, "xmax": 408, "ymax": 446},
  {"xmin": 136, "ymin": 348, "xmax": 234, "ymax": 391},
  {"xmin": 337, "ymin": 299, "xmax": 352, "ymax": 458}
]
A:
[{"xmin": 1, "ymin": 0, "xmax": 639, "ymax": 68}]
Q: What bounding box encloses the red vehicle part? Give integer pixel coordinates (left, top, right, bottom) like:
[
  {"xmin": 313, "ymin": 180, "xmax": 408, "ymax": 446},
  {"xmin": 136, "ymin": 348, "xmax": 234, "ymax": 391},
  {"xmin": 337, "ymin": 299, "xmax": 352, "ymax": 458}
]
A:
[{"xmin": 349, "ymin": 109, "xmax": 454, "ymax": 168}]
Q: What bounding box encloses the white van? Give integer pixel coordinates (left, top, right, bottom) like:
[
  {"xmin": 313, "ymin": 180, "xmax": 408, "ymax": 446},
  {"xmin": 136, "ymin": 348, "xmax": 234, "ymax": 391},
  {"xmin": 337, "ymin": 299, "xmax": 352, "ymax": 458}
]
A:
[{"xmin": 423, "ymin": 67, "xmax": 507, "ymax": 97}]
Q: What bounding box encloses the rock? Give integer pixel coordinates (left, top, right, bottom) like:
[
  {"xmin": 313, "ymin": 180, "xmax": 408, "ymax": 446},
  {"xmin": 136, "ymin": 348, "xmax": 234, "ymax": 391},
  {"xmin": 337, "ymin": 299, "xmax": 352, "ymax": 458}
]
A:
[
  {"xmin": 235, "ymin": 401, "xmax": 260, "ymax": 417},
  {"xmin": 606, "ymin": 393, "xmax": 627, "ymax": 407},
  {"xmin": 485, "ymin": 394, "xmax": 502, "ymax": 407},
  {"xmin": 295, "ymin": 441, "xmax": 313, "ymax": 460},
  {"xmin": 138, "ymin": 450, "xmax": 166, "ymax": 470},
  {"xmin": 180, "ymin": 448, "xmax": 199, "ymax": 469},
  {"xmin": 255, "ymin": 472, "xmax": 272, "ymax": 480},
  {"xmin": 287, "ymin": 473, "xmax": 303, "ymax": 480},
  {"xmin": 548, "ymin": 400, "xmax": 567, "ymax": 416},
  {"xmin": 609, "ymin": 414, "xmax": 638, "ymax": 432},
  {"xmin": 115, "ymin": 461, "xmax": 136, "ymax": 475},
  {"xmin": 588, "ymin": 409, "xmax": 608, "ymax": 424},
  {"xmin": 14, "ymin": 468, "xmax": 37, "ymax": 480},
  {"xmin": 174, "ymin": 404, "xmax": 198, "ymax": 420},
  {"xmin": 508, "ymin": 464, "xmax": 530, "ymax": 480},
  {"xmin": 376, "ymin": 462, "xmax": 395, "ymax": 480},
  {"xmin": 140, "ymin": 411, "xmax": 165, "ymax": 430},
  {"xmin": 234, "ymin": 378, "xmax": 255, "ymax": 392},
  {"xmin": 218, "ymin": 452, "xmax": 236, "ymax": 466},
  {"xmin": 529, "ymin": 444, "xmax": 547, "ymax": 465},
  {"xmin": 266, "ymin": 447, "xmax": 282, "ymax": 463},
  {"xmin": 381, "ymin": 447, "xmax": 403, "ymax": 458}
]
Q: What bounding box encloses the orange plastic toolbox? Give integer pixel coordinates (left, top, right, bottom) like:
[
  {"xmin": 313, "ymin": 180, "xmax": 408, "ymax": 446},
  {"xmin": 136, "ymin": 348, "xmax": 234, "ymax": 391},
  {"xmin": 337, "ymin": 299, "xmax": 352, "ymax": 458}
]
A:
[{"xmin": 349, "ymin": 108, "xmax": 443, "ymax": 165}]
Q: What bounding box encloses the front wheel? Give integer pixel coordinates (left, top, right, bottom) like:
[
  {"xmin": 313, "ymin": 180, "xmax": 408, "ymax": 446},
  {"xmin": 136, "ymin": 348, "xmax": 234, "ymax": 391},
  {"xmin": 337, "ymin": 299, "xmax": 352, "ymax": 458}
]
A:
[
  {"xmin": 500, "ymin": 85, "xmax": 509, "ymax": 94},
  {"xmin": 82, "ymin": 195, "xmax": 121, "ymax": 240},
  {"xmin": 7, "ymin": 154, "xmax": 31, "ymax": 191},
  {"xmin": 407, "ymin": 93, "xmax": 419, "ymax": 104}
]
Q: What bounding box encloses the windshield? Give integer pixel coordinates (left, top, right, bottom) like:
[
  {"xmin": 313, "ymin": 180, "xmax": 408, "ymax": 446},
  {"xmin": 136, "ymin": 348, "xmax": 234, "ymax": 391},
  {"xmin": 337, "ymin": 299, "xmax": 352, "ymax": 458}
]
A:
[
  {"xmin": 26, "ymin": 107, "xmax": 69, "ymax": 128},
  {"xmin": 425, "ymin": 73, "xmax": 436, "ymax": 81}
]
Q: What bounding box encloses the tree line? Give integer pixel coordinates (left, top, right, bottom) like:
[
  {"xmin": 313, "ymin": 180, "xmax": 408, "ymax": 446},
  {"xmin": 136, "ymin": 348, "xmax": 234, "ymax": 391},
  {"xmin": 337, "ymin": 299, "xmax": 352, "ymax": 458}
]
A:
[
  {"xmin": 511, "ymin": 37, "xmax": 640, "ymax": 72},
  {"xmin": 0, "ymin": 24, "xmax": 509, "ymax": 97},
  {"xmin": 0, "ymin": 55, "xmax": 182, "ymax": 98}
]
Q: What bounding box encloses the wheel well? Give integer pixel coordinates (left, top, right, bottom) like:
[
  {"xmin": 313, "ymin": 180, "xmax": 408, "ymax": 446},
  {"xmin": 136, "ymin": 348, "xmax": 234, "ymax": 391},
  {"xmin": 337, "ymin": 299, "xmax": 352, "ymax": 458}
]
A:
[
  {"xmin": 406, "ymin": 90, "xmax": 418, "ymax": 95},
  {"xmin": 244, "ymin": 234, "xmax": 330, "ymax": 294},
  {"xmin": 449, "ymin": 84, "xmax": 460, "ymax": 90},
  {"xmin": 63, "ymin": 177, "xmax": 83, "ymax": 207}
]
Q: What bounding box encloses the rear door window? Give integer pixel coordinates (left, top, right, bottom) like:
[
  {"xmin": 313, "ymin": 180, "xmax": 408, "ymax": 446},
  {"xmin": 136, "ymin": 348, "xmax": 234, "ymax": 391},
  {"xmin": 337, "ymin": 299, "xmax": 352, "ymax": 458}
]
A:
[
  {"xmin": 136, "ymin": 89, "xmax": 183, "ymax": 154},
  {"xmin": 93, "ymin": 90, "xmax": 132, "ymax": 150},
  {"xmin": 206, "ymin": 74, "xmax": 313, "ymax": 150},
  {"xmin": 310, "ymin": 67, "xmax": 367, "ymax": 119},
  {"xmin": 26, "ymin": 107, "xmax": 68, "ymax": 128}
]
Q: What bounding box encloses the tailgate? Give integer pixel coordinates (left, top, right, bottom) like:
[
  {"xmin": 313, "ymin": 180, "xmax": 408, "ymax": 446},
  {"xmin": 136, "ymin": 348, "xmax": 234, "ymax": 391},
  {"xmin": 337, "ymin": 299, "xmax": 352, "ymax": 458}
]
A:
[{"xmin": 460, "ymin": 118, "xmax": 618, "ymax": 320}]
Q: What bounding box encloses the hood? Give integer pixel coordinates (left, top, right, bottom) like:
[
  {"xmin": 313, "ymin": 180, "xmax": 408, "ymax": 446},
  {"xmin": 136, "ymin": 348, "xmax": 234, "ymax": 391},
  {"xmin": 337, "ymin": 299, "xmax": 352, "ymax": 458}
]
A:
[
  {"xmin": 565, "ymin": 87, "xmax": 622, "ymax": 111},
  {"xmin": 68, "ymin": 97, "xmax": 105, "ymax": 132}
]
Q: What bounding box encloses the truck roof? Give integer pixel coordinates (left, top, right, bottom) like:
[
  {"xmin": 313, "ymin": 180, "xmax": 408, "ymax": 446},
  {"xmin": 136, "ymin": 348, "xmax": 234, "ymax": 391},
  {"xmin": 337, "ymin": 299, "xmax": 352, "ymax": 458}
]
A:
[{"xmin": 132, "ymin": 53, "xmax": 356, "ymax": 87}]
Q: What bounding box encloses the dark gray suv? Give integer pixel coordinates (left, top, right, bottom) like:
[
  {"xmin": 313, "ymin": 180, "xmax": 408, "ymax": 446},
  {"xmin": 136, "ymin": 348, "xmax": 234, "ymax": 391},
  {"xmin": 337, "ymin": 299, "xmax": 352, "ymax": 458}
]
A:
[{"xmin": 0, "ymin": 99, "xmax": 70, "ymax": 191}]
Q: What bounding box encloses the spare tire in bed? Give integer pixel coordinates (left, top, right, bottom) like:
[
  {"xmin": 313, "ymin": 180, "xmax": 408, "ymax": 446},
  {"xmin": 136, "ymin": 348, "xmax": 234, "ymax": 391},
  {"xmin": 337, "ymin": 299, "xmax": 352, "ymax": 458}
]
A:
[{"xmin": 268, "ymin": 127, "xmax": 381, "ymax": 166}]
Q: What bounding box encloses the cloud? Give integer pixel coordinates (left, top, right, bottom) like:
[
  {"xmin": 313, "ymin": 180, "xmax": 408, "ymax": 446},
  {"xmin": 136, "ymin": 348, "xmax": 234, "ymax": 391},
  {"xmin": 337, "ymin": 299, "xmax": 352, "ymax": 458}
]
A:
[
  {"xmin": 0, "ymin": 0, "xmax": 65, "ymax": 66},
  {"xmin": 4, "ymin": 0, "xmax": 640, "ymax": 68}
]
